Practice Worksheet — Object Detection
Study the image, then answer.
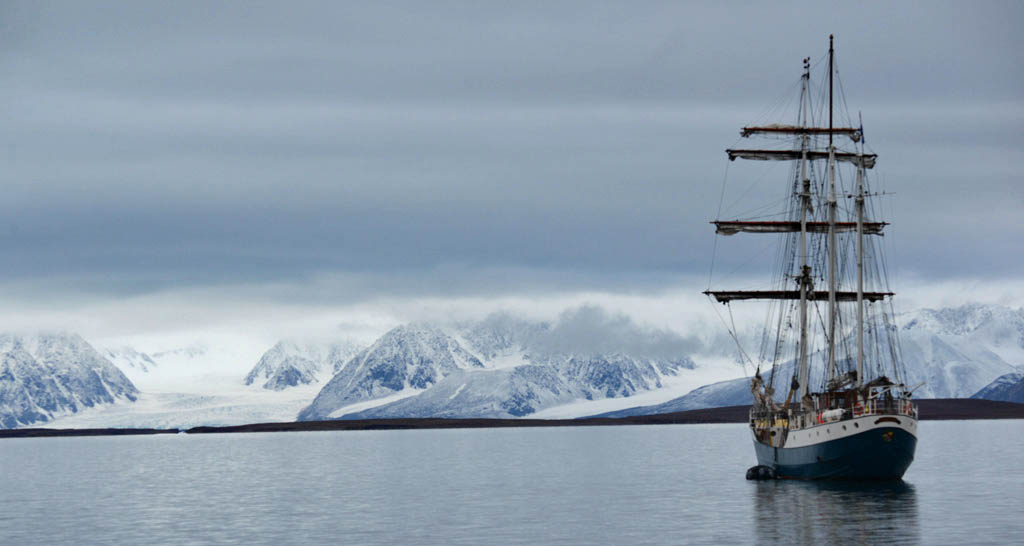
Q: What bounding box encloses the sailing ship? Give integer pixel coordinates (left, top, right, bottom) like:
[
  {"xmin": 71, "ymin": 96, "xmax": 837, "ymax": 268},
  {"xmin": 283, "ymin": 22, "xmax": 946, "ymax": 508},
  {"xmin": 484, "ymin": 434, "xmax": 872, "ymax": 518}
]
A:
[{"xmin": 705, "ymin": 36, "xmax": 917, "ymax": 480}]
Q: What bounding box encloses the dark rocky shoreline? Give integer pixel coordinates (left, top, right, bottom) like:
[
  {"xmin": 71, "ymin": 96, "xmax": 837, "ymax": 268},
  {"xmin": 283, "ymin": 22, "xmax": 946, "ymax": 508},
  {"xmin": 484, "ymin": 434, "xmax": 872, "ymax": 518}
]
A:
[{"xmin": 3, "ymin": 398, "xmax": 1022, "ymax": 439}]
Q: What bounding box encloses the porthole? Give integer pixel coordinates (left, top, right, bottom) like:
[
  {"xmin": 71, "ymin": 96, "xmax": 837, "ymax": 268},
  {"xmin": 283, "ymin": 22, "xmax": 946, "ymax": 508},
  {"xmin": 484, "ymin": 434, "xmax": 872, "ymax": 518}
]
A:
[
  {"xmin": 826, "ymin": 428, "xmax": 831, "ymax": 434},
  {"xmin": 843, "ymin": 425, "xmax": 847, "ymax": 431},
  {"xmin": 854, "ymin": 423, "xmax": 859, "ymax": 428}
]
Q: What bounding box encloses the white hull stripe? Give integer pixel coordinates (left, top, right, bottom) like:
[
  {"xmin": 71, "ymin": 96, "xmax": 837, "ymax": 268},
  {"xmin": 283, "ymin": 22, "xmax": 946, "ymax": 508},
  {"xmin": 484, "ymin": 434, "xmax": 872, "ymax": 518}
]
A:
[{"xmin": 756, "ymin": 414, "xmax": 918, "ymax": 449}]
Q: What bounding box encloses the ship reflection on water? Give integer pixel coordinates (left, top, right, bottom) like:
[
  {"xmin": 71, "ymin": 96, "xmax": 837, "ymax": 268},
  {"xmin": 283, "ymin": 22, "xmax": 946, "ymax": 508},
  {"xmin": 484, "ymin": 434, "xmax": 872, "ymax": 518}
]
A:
[{"xmin": 752, "ymin": 480, "xmax": 919, "ymax": 544}]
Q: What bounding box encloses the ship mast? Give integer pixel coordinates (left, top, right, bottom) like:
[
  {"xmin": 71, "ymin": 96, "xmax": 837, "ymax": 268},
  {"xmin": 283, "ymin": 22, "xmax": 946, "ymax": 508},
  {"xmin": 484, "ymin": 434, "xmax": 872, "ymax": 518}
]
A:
[
  {"xmin": 826, "ymin": 34, "xmax": 838, "ymax": 383},
  {"xmin": 856, "ymin": 112, "xmax": 865, "ymax": 387},
  {"xmin": 797, "ymin": 56, "xmax": 811, "ymax": 401}
]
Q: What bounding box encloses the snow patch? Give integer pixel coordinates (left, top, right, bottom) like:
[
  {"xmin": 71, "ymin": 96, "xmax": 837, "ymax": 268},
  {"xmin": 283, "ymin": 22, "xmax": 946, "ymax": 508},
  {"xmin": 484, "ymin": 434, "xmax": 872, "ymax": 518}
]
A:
[
  {"xmin": 448, "ymin": 383, "xmax": 467, "ymax": 400},
  {"xmin": 326, "ymin": 389, "xmax": 427, "ymax": 419},
  {"xmin": 529, "ymin": 359, "xmax": 743, "ymax": 419}
]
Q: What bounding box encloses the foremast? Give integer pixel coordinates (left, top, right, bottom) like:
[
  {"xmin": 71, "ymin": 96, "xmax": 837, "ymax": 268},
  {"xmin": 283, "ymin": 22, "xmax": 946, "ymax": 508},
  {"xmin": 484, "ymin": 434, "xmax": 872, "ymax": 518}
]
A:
[{"xmin": 797, "ymin": 55, "xmax": 811, "ymax": 403}]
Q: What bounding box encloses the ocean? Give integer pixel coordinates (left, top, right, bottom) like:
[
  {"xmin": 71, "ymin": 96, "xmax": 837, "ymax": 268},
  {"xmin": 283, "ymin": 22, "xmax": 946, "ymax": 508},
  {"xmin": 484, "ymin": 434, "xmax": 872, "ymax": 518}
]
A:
[{"xmin": 1, "ymin": 420, "xmax": 1021, "ymax": 545}]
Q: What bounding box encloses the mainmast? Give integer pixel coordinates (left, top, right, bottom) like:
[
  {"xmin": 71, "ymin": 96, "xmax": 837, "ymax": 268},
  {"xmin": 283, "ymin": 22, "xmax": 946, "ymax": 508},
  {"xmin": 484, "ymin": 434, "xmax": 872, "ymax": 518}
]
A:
[
  {"xmin": 856, "ymin": 113, "xmax": 866, "ymax": 387},
  {"xmin": 826, "ymin": 34, "xmax": 838, "ymax": 383}
]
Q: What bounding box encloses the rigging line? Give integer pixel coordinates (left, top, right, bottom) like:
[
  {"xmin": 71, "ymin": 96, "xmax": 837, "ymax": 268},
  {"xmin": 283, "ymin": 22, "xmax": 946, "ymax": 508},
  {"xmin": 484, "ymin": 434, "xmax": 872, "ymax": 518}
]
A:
[
  {"xmin": 739, "ymin": 210, "xmax": 795, "ymax": 221},
  {"xmin": 718, "ymin": 162, "xmax": 784, "ymax": 219},
  {"xmin": 728, "ymin": 196, "xmax": 795, "ymax": 221},
  {"xmin": 727, "ymin": 303, "xmax": 754, "ymax": 377},
  {"xmin": 707, "ymin": 160, "xmax": 731, "ymax": 290},
  {"xmin": 748, "ymin": 77, "xmax": 805, "ymax": 129},
  {"xmin": 729, "ymin": 193, "xmax": 793, "ymax": 216},
  {"xmin": 705, "ymin": 297, "xmax": 754, "ymax": 377},
  {"xmin": 768, "ymin": 297, "xmax": 790, "ymax": 371},
  {"xmin": 713, "ymin": 240, "xmax": 787, "ymax": 288},
  {"xmin": 833, "ymin": 56, "xmax": 856, "ymax": 129}
]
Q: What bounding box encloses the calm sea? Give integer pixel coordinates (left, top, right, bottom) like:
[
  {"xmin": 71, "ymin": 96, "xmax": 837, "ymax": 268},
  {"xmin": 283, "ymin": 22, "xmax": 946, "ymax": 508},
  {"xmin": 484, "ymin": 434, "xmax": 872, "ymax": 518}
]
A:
[{"xmin": 1, "ymin": 420, "xmax": 1022, "ymax": 545}]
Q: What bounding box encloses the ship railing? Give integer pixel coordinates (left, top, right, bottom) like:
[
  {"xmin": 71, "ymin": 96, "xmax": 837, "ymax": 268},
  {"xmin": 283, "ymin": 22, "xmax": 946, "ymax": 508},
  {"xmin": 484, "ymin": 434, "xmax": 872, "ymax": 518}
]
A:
[
  {"xmin": 861, "ymin": 397, "xmax": 917, "ymax": 419},
  {"xmin": 749, "ymin": 397, "xmax": 916, "ymax": 430}
]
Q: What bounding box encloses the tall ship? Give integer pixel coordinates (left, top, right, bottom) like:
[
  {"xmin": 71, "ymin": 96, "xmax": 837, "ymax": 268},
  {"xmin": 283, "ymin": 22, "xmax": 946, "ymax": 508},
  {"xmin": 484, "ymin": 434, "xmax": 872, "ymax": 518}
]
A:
[{"xmin": 705, "ymin": 36, "xmax": 917, "ymax": 479}]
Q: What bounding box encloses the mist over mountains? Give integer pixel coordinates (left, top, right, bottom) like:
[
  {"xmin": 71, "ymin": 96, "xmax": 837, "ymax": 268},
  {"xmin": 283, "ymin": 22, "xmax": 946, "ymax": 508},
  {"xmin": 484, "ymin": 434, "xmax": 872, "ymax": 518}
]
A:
[
  {"xmin": 3, "ymin": 303, "xmax": 1022, "ymax": 429},
  {"xmin": 244, "ymin": 340, "xmax": 361, "ymax": 391},
  {"xmin": 598, "ymin": 304, "xmax": 1024, "ymax": 417},
  {"xmin": 297, "ymin": 309, "xmax": 698, "ymax": 421}
]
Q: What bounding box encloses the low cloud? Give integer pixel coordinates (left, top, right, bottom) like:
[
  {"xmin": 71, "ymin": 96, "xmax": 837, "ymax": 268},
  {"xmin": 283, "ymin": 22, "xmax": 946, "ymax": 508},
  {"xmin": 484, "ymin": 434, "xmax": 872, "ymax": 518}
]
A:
[{"xmin": 529, "ymin": 305, "xmax": 703, "ymax": 358}]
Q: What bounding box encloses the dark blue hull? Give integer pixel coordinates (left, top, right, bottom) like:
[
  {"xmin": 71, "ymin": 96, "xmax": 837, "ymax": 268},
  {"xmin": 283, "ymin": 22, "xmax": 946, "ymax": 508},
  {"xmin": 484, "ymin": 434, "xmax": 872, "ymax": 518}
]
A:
[{"xmin": 754, "ymin": 427, "xmax": 916, "ymax": 480}]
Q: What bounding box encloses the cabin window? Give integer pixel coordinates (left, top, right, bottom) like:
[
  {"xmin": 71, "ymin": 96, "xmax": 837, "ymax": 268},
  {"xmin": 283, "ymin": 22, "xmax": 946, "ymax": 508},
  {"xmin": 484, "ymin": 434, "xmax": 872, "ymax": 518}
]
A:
[{"xmin": 842, "ymin": 425, "xmax": 847, "ymax": 431}]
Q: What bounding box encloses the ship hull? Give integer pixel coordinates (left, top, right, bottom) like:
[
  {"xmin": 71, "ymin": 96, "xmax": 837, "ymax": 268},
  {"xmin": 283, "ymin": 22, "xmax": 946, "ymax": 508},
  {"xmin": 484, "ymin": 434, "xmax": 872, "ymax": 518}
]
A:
[{"xmin": 753, "ymin": 426, "xmax": 916, "ymax": 480}]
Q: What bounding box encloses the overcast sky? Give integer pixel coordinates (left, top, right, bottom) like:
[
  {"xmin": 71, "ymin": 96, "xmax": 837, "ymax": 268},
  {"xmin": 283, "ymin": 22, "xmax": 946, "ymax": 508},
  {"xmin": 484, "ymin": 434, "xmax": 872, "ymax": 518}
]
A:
[{"xmin": 0, "ymin": 1, "xmax": 1021, "ymax": 338}]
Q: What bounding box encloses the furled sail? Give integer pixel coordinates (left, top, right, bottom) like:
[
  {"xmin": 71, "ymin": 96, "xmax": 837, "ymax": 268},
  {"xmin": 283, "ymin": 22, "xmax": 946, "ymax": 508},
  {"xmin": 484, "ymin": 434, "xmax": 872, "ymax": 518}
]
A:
[
  {"xmin": 726, "ymin": 149, "xmax": 876, "ymax": 168},
  {"xmin": 703, "ymin": 290, "xmax": 893, "ymax": 303},
  {"xmin": 740, "ymin": 125, "xmax": 862, "ymax": 142},
  {"xmin": 713, "ymin": 221, "xmax": 886, "ymax": 235}
]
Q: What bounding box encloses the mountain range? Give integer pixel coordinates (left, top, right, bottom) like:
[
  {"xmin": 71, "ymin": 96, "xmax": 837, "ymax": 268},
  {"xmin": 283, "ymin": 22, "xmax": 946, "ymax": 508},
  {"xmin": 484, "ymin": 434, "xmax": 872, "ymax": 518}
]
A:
[
  {"xmin": 5, "ymin": 303, "xmax": 1023, "ymax": 429},
  {"xmin": 596, "ymin": 304, "xmax": 1024, "ymax": 417},
  {"xmin": 298, "ymin": 309, "xmax": 696, "ymax": 420}
]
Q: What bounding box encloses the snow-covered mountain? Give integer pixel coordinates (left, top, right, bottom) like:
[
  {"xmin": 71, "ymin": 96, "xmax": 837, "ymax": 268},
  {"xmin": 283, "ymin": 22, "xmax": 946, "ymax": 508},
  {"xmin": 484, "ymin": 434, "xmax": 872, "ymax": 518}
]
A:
[
  {"xmin": 0, "ymin": 332, "xmax": 138, "ymax": 428},
  {"xmin": 102, "ymin": 346, "xmax": 158, "ymax": 372},
  {"xmin": 901, "ymin": 303, "xmax": 1024, "ymax": 353},
  {"xmin": 594, "ymin": 303, "xmax": 1024, "ymax": 418},
  {"xmin": 341, "ymin": 366, "xmax": 577, "ymax": 419},
  {"xmin": 244, "ymin": 339, "xmax": 361, "ymax": 390},
  {"xmin": 298, "ymin": 325, "xmax": 484, "ymax": 420},
  {"xmin": 299, "ymin": 308, "xmax": 699, "ymax": 420},
  {"xmin": 152, "ymin": 344, "xmax": 209, "ymax": 361},
  {"xmin": 972, "ymin": 373, "xmax": 1024, "ymax": 403},
  {"xmin": 341, "ymin": 352, "xmax": 695, "ymax": 420},
  {"xmin": 898, "ymin": 304, "xmax": 1023, "ymax": 396},
  {"xmin": 594, "ymin": 375, "xmax": 754, "ymax": 418}
]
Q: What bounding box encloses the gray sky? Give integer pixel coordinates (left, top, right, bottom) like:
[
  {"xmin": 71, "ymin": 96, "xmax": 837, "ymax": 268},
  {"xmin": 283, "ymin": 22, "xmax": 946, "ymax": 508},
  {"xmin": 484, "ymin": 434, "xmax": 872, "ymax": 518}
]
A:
[{"xmin": 0, "ymin": 1, "xmax": 1021, "ymax": 334}]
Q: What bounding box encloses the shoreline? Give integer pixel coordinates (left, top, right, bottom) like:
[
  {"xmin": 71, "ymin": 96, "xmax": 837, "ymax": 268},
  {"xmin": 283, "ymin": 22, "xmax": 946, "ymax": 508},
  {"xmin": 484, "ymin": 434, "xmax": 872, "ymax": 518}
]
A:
[{"xmin": 3, "ymin": 398, "xmax": 1022, "ymax": 439}]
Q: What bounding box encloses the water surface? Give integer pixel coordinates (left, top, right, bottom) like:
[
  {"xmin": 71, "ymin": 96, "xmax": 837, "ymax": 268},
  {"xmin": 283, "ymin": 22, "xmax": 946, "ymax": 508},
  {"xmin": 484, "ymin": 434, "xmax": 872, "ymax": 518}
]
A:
[{"xmin": 1, "ymin": 420, "xmax": 1021, "ymax": 544}]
